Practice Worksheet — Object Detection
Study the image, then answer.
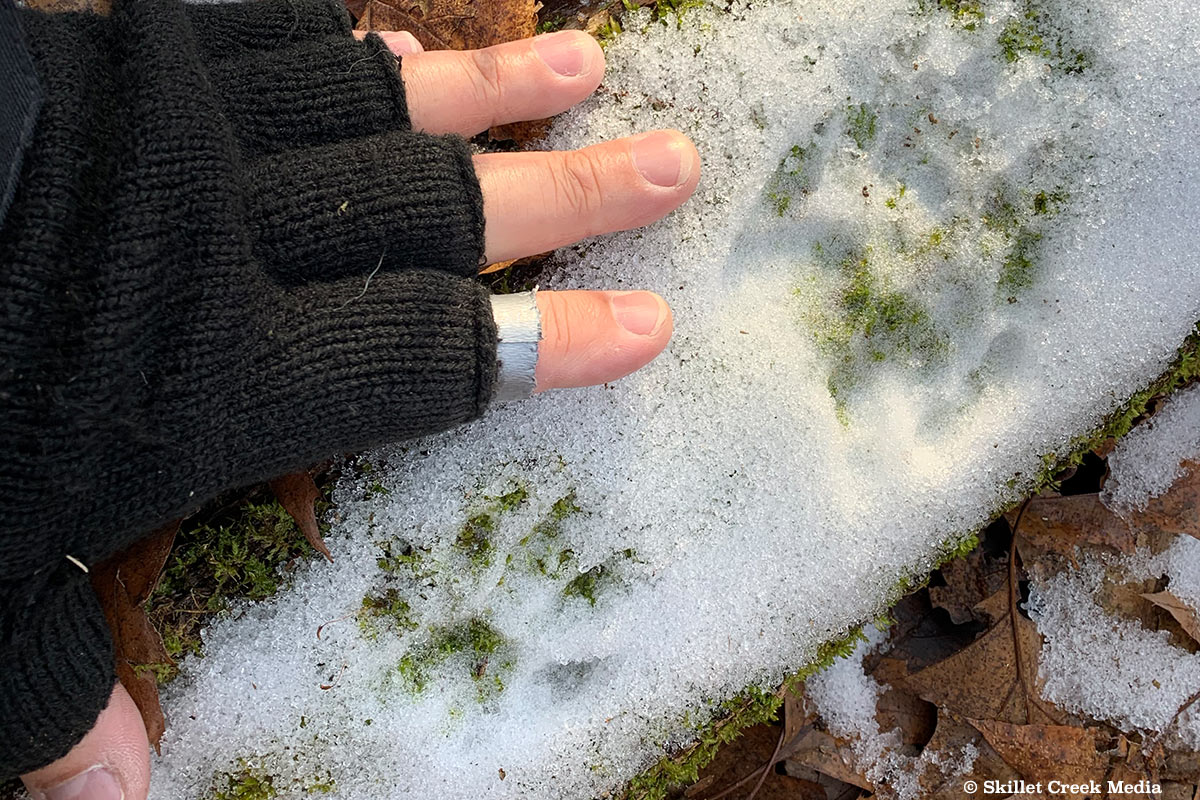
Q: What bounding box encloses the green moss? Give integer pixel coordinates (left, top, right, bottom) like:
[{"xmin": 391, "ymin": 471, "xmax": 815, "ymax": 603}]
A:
[
  {"xmin": 305, "ymin": 776, "xmax": 336, "ymax": 795},
  {"xmin": 884, "ymin": 183, "xmax": 907, "ymax": 210},
  {"xmin": 210, "ymin": 766, "xmax": 277, "ymax": 800},
  {"xmin": 596, "ymin": 16, "xmax": 623, "ymax": 47},
  {"xmin": 1033, "ymin": 188, "xmax": 1069, "ymax": 216},
  {"xmin": 549, "ymin": 490, "xmax": 582, "ymax": 522},
  {"xmin": 395, "ymin": 618, "xmax": 513, "ymax": 702},
  {"xmin": 650, "ymin": 0, "xmax": 708, "ymax": 25},
  {"xmin": 536, "ymin": 15, "xmax": 566, "ymax": 33},
  {"xmin": 917, "ymin": 0, "xmax": 985, "ymax": 29},
  {"xmin": 376, "ymin": 539, "xmax": 434, "ymax": 580},
  {"xmin": 765, "ymin": 144, "xmax": 814, "ymax": 216},
  {"xmin": 562, "ymin": 565, "xmax": 609, "ymax": 606},
  {"xmin": 800, "ymin": 244, "xmax": 948, "ymax": 421},
  {"xmin": 983, "ymin": 185, "xmax": 1070, "ymax": 301},
  {"xmin": 488, "ymin": 485, "xmax": 530, "ymax": 513},
  {"xmin": 147, "ymin": 492, "xmax": 326, "ymax": 682},
  {"xmin": 456, "ymin": 513, "xmax": 497, "ymax": 568},
  {"xmin": 998, "ymin": 230, "xmax": 1041, "ymax": 297},
  {"xmin": 845, "ymin": 103, "xmax": 878, "ymax": 150},
  {"xmin": 358, "ymin": 588, "xmax": 418, "ymax": 640},
  {"xmin": 998, "ymin": 6, "xmax": 1092, "ymax": 74}
]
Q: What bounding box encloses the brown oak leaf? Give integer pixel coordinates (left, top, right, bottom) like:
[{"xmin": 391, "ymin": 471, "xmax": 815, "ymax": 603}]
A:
[
  {"xmin": 90, "ymin": 521, "xmax": 180, "ymax": 752},
  {"xmin": 269, "ymin": 471, "xmax": 333, "ymax": 562}
]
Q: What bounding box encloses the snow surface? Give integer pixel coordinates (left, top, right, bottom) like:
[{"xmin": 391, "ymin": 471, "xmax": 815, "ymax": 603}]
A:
[
  {"xmin": 1103, "ymin": 382, "xmax": 1200, "ymax": 512},
  {"xmin": 1028, "ymin": 535, "xmax": 1200, "ymax": 748},
  {"xmin": 151, "ymin": 1, "xmax": 1200, "ymax": 797}
]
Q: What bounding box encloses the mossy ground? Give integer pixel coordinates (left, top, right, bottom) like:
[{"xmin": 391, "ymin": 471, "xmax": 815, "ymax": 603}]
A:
[{"xmin": 145, "ymin": 480, "xmax": 333, "ymax": 683}]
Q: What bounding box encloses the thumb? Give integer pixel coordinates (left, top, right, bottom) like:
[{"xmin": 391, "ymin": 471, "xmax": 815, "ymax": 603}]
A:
[
  {"xmin": 21, "ymin": 683, "xmax": 150, "ymax": 800},
  {"xmin": 534, "ymin": 289, "xmax": 673, "ymax": 392}
]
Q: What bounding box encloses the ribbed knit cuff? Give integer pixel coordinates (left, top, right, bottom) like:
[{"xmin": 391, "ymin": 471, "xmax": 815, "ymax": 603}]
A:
[
  {"xmin": 208, "ymin": 31, "xmax": 410, "ymax": 156},
  {"xmin": 248, "ymin": 132, "xmax": 486, "ymax": 283},
  {"xmin": 0, "ymin": 568, "xmax": 115, "ymax": 779}
]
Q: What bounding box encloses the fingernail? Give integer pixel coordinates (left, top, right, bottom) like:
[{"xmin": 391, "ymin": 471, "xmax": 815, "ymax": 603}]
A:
[
  {"xmin": 532, "ymin": 31, "xmax": 589, "ymax": 77},
  {"xmin": 612, "ymin": 292, "xmax": 667, "ymax": 337},
  {"xmin": 37, "ymin": 766, "xmax": 123, "ymax": 800},
  {"xmin": 632, "ymin": 132, "xmax": 690, "ymax": 188},
  {"xmin": 378, "ymin": 30, "xmax": 423, "ymax": 57}
]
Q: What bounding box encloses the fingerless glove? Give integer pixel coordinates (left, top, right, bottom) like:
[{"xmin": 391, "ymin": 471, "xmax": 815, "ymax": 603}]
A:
[{"xmin": 0, "ymin": 0, "xmax": 496, "ymax": 776}]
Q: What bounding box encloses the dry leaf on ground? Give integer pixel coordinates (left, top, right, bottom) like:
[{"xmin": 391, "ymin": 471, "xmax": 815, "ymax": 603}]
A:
[
  {"xmin": 90, "ymin": 521, "xmax": 180, "ymax": 751},
  {"xmin": 270, "ymin": 471, "xmax": 333, "ymax": 562},
  {"xmin": 967, "ymin": 720, "xmax": 1107, "ymax": 798},
  {"xmin": 904, "ymin": 590, "xmax": 1052, "ymax": 726},
  {"xmin": 1142, "ymin": 591, "xmax": 1200, "ymax": 646}
]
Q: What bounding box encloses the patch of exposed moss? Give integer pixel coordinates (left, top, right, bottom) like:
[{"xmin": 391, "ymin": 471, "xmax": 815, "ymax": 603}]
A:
[
  {"xmin": 358, "ymin": 587, "xmax": 418, "ymax": 640},
  {"xmin": 846, "ymin": 103, "xmax": 878, "ymax": 150},
  {"xmin": 456, "ymin": 513, "xmax": 498, "ymax": 568},
  {"xmin": 563, "ymin": 564, "xmax": 610, "ymax": 606},
  {"xmin": 375, "ymin": 539, "xmax": 434, "ymax": 581},
  {"xmin": 799, "ymin": 243, "xmax": 948, "ymax": 422},
  {"xmin": 395, "ymin": 618, "xmax": 514, "ymax": 703},
  {"xmin": 536, "ymin": 15, "xmax": 566, "ymax": 33},
  {"xmin": 917, "ymin": 0, "xmax": 985, "ymax": 29},
  {"xmin": 147, "ymin": 490, "xmax": 327, "ymax": 682},
  {"xmin": 210, "ymin": 765, "xmax": 277, "ymax": 800},
  {"xmin": 512, "ymin": 490, "xmax": 583, "ymax": 579},
  {"xmin": 765, "ymin": 143, "xmax": 815, "ymax": 216},
  {"xmin": 998, "ymin": 6, "xmax": 1092, "ymax": 74},
  {"xmin": 982, "ymin": 184, "xmax": 1069, "ymax": 301}
]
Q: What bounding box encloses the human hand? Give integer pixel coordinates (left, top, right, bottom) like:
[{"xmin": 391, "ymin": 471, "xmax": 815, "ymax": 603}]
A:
[{"xmin": 18, "ymin": 27, "xmax": 698, "ymax": 800}]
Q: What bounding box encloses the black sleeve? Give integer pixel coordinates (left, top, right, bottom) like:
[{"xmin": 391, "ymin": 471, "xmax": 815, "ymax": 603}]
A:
[{"xmin": 0, "ymin": 0, "xmax": 496, "ymax": 776}]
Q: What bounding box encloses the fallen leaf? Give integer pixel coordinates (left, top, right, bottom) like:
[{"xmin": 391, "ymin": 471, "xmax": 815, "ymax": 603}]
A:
[
  {"xmin": 904, "ymin": 590, "xmax": 1052, "ymax": 726},
  {"xmin": 270, "ymin": 471, "xmax": 333, "ymax": 562},
  {"xmin": 781, "ymin": 727, "xmax": 874, "ymax": 791},
  {"xmin": 1126, "ymin": 464, "xmax": 1200, "ymax": 542},
  {"xmin": 1007, "ymin": 493, "xmax": 1139, "ymax": 561},
  {"xmin": 930, "ymin": 546, "xmax": 1010, "ymax": 625},
  {"xmin": 90, "ymin": 521, "xmax": 180, "ymax": 752},
  {"xmin": 686, "ymin": 723, "xmax": 826, "ymax": 800},
  {"xmin": 782, "ymin": 682, "xmax": 816, "ymax": 746},
  {"xmin": 1143, "ymin": 591, "xmax": 1200, "ymax": 645},
  {"xmin": 967, "ymin": 720, "xmax": 1106, "ymax": 797},
  {"xmin": 920, "ymin": 711, "xmax": 1022, "ymax": 800}
]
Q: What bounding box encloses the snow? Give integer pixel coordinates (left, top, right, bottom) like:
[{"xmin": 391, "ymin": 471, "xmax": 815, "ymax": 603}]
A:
[
  {"xmin": 1028, "ymin": 535, "xmax": 1200, "ymax": 749},
  {"xmin": 1102, "ymin": 382, "xmax": 1200, "ymax": 512},
  {"xmin": 151, "ymin": 1, "xmax": 1200, "ymax": 798}
]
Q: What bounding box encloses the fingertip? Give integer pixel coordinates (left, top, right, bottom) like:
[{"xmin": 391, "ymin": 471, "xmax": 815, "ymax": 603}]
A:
[
  {"xmin": 21, "ymin": 683, "xmax": 151, "ymax": 800},
  {"xmin": 534, "ymin": 290, "xmax": 673, "ymax": 392},
  {"xmin": 532, "ymin": 30, "xmax": 604, "ymax": 83}
]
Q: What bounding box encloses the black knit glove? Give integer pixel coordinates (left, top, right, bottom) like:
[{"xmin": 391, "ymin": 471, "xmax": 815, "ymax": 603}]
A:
[{"xmin": 0, "ymin": 0, "xmax": 496, "ymax": 777}]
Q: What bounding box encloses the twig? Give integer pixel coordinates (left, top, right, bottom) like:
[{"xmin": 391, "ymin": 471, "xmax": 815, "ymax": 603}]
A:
[{"xmin": 746, "ymin": 723, "xmax": 787, "ymax": 800}]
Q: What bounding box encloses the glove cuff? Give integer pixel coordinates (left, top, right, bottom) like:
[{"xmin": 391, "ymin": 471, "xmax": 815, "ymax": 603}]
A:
[{"xmin": 0, "ymin": 566, "xmax": 115, "ymax": 779}]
